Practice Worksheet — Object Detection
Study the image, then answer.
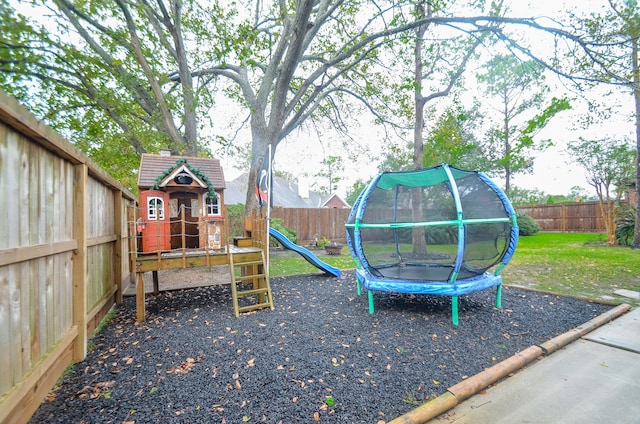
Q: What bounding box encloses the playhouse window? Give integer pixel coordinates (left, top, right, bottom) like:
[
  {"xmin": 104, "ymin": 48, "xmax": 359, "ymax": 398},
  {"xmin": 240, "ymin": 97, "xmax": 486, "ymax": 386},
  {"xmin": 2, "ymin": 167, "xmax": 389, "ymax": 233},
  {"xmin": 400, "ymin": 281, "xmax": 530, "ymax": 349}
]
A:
[
  {"xmin": 204, "ymin": 193, "xmax": 220, "ymax": 216},
  {"xmin": 148, "ymin": 197, "xmax": 164, "ymax": 220}
]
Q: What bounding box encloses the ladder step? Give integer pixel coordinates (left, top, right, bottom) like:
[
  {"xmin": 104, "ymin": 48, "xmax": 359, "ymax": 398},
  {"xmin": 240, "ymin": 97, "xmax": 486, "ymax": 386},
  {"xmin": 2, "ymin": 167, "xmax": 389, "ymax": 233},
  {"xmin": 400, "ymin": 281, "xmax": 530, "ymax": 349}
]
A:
[
  {"xmin": 233, "ymin": 260, "xmax": 264, "ymax": 267},
  {"xmin": 236, "ymin": 288, "xmax": 269, "ymax": 297},
  {"xmin": 234, "ymin": 274, "xmax": 266, "ymax": 281},
  {"xmin": 237, "ymin": 302, "xmax": 274, "ymax": 313}
]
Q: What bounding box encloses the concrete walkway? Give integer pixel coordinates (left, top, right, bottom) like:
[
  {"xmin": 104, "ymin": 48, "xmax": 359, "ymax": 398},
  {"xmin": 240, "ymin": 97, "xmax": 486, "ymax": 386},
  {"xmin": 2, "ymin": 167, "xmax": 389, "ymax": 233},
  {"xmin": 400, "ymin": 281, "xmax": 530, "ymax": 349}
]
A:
[{"xmin": 390, "ymin": 304, "xmax": 639, "ymax": 424}]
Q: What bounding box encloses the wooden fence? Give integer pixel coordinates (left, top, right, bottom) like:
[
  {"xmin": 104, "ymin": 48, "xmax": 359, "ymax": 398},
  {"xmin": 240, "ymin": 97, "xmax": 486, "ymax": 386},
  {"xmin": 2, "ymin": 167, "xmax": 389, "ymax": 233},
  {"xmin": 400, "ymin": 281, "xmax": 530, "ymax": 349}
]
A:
[
  {"xmin": 270, "ymin": 206, "xmax": 351, "ymax": 245},
  {"xmin": 515, "ymin": 202, "xmax": 611, "ymax": 233},
  {"xmin": 0, "ymin": 89, "xmax": 135, "ymax": 424},
  {"xmin": 269, "ymin": 202, "xmax": 612, "ymax": 242}
]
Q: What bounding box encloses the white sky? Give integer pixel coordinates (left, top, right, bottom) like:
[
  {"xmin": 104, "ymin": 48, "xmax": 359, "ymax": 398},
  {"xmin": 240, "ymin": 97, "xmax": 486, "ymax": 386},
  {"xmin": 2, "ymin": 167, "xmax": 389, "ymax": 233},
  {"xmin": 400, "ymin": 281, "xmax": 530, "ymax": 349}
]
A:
[{"xmin": 216, "ymin": 0, "xmax": 635, "ymax": 199}]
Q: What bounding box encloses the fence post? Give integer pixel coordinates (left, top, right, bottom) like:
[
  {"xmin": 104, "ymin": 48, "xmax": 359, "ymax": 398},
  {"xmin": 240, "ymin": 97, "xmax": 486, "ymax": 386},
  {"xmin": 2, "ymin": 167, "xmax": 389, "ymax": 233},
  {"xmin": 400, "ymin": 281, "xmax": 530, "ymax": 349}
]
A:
[
  {"xmin": 114, "ymin": 191, "xmax": 124, "ymax": 305},
  {"xmin": 72, "ymin": 164, "xmax": 88, "ymax": 362}
]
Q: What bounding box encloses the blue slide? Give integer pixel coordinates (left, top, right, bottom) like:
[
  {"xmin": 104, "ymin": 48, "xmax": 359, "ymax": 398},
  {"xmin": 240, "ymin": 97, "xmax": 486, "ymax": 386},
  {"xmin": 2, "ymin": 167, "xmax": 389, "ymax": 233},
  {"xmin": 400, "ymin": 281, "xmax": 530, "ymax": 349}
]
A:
[{"xmin": 269, "ymin": 228, "xmax": 342, "ymax": 278}]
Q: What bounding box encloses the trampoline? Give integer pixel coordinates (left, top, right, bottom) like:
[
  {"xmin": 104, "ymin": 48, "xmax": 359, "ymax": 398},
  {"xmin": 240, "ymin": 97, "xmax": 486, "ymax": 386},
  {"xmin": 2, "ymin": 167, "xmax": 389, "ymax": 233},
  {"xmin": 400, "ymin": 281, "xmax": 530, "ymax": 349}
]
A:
[{"xmin": 345, "ymin": 164, "xmax": 518, "ymax": 325}]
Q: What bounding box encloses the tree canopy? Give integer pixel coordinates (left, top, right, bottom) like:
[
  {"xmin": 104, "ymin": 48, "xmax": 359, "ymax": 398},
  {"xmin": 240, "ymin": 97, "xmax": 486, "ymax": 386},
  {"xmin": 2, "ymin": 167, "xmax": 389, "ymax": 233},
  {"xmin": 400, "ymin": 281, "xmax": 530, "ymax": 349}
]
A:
[
  {"xmin": 1, "ymin": 0, "xmax": 637, "ymax": 218},
  {"xmin": 566, "ymin": 136, "xmax": 636, "ymax": 243}
]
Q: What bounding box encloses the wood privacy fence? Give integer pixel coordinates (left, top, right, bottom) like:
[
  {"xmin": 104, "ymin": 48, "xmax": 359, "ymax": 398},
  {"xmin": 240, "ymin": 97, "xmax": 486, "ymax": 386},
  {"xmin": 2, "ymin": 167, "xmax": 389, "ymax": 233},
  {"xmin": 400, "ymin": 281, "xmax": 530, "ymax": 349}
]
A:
[
  {"xmin": 270, "ymin": 206, "xmax": 351, "ymax": 245},
  {"xmin": 269, "ymin": 202, "xmax": 613, "ymax": 241},
  {"xmin": 0, "ymin": 90, "xmax": 135, "ymax": 424},
  {"xmin": 515, "ymin": 202, "xmax": 612, "ymax": 233}
]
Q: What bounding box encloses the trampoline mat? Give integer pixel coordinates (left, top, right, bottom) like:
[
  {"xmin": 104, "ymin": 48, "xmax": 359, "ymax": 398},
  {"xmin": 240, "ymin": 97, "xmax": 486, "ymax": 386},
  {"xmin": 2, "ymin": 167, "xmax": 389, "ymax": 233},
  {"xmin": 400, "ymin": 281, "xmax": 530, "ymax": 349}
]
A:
[{"xmin": 375, "ymin": 265, "xmax": 480, "ymax": 282}]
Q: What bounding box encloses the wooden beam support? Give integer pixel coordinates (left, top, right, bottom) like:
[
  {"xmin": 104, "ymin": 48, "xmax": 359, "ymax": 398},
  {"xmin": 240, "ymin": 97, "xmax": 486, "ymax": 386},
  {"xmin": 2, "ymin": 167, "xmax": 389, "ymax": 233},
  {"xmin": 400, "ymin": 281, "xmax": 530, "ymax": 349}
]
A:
[
  {"xmin": 136, "ymin": 272, "xmax": 146, "ymax": 322},
  {"xmin": 72, "ymin": 164, "xmax": 88, "ymax": 362},
  {"xmin": 114, "ymin": 191, "xmax": 124, "ymax": 305},
  {"xmin": 0, "ymin": 240, "xmax": 78, "ymax": 267}
]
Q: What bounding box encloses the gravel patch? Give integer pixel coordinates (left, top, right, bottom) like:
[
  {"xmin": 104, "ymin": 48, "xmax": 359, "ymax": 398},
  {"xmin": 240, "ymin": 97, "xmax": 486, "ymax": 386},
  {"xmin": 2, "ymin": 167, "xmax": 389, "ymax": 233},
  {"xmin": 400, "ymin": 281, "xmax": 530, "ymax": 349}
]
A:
[{"xmin": 30, "ymin": 270, "xmax": 611, "ymax": 424}]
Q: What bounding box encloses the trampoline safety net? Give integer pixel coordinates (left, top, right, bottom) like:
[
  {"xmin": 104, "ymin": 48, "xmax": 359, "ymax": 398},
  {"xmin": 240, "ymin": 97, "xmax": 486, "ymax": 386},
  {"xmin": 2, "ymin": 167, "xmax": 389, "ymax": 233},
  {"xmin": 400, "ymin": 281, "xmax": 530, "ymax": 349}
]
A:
[{"xmin": 345, "ymin": 164, "xmax": 518, "ymax": 283}]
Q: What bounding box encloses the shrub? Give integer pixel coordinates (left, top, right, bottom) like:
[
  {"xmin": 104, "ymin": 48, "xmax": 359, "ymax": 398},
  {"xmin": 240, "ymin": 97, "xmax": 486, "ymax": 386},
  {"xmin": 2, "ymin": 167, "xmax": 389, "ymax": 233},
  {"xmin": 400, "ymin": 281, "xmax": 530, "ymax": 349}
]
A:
[
  {"xmin": 516, "ymin": 212, "xmax": 541, "ymax": 236},
  {"xmin": 616, "ymin": 205, "xmax": 635, "ymax": 246},
  {"xmin": 270, "ymin": 218, "xmax": 297, "ymax": 246},
  {"xmin": 225, "ymin": 204, "xmax": 245, "ymax": 239}
]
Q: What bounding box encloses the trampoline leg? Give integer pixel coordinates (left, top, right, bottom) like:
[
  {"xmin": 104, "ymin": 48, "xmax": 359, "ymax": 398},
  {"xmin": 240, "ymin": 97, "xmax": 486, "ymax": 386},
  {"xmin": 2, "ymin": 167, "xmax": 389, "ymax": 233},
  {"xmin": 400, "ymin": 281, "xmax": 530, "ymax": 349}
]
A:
[
  {"xmin": 495, "ymin": 284, "xmax": 502, "ymax": 309},
  {"xmin": 452, "ymin": 296, "xmax": 459, "ymax": 326},
  {"xmin": 367, "ymin": 290, "xmax": 374, "ymax": 314},
  {"xmin": 356, "ymin": 277, "xmax": 362, "ymax": 296}
]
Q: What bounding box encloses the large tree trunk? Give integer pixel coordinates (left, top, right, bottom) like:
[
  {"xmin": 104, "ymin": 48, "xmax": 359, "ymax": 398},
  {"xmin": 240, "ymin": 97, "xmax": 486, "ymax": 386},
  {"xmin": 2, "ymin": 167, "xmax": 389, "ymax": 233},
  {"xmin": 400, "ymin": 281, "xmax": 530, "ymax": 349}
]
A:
[
  {"xmin": 169, "ymin": 0, "xmax": 198, "ymax": 156},
  {"xmin": 411, "ymin": 2, "xmax": 429, "ymax": 256},
  {"xmin": 503, "ymin": 97, "xmax": 512, "ymax": 193},
  {"xmin": 242, "ymin": 0, "xmax": 315, "ymax": 217},
  {"xmin": 631, "ymin": 37, "xmax": 640, "ymax": 249}
]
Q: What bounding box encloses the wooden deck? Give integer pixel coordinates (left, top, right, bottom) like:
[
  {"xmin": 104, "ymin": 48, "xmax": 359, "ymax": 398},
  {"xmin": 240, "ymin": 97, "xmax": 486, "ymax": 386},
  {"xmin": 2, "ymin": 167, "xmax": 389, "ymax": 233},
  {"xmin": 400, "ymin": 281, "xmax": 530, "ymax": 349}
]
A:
[{"xmin": 132, "ymin": 245, "xmax": 264, "ymax": 322}]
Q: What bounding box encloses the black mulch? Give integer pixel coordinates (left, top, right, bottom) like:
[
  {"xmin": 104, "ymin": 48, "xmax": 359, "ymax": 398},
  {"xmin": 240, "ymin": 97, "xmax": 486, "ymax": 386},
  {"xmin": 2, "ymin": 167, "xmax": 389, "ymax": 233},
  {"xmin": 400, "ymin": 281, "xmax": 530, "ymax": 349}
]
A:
[{"xmin": 29, "ymin": 270, "xmax": 611, "ymax": 424}]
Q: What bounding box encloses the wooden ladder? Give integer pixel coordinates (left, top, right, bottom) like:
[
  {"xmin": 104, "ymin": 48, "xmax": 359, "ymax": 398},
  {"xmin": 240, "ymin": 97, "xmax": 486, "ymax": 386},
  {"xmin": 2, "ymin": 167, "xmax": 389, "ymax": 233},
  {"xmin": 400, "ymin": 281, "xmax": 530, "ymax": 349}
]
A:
[{"xmin": 229, "ymin": 250, "xmax": 274, "ymax": 316}]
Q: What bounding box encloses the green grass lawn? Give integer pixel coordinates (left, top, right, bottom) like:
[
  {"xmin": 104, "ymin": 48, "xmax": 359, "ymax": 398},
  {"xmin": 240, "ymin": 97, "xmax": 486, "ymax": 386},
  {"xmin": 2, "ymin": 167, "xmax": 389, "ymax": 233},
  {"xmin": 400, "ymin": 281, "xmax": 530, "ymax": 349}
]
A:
[
  {"xmin": 502, "ymin": 233, "xmax": 640, "ymax": 306},
  {"xmin": 268, "ymin": 233, "xmax": 640, "ymax": 306}
]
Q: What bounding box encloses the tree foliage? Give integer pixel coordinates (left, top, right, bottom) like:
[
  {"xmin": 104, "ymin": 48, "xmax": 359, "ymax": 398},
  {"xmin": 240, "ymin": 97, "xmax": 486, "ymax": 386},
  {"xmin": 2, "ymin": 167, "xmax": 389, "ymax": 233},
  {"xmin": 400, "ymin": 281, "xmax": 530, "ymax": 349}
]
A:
[
  {"xmin": 566, "ymin": 137, "xmax": 636, "ymax": 244},
  {"xmin": 313, "ymin": 155, "xmax": 344, "ymax": 195},
  {"xmin": 377, "ymin": 101, "xmax": 484, "ymax": 172},
  {"xmin": 345, "ymin": 178, "xmax": 367, "ymax": 206},
  {"xmin": 476, "ymin": 54, "xmax": 571, "ymax": 192},
  {"xmin": 2, "ymin": 0, "xmax": 637, "ymax": 218},
  {"xmin": 566, "ymin": 0, "xmax": 640, "ymax": 247}
]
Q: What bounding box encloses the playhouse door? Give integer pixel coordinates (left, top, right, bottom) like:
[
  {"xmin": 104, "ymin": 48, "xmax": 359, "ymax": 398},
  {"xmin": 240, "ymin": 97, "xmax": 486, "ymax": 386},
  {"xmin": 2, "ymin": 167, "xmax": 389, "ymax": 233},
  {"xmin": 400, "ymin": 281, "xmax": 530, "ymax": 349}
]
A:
[
  {"xmin": 139, "ymin": 190, "xmax": 171, "ymax": 253},
  {"xmin": 170, "ymin": 192, "xmax": 200, "ymax": 249}
]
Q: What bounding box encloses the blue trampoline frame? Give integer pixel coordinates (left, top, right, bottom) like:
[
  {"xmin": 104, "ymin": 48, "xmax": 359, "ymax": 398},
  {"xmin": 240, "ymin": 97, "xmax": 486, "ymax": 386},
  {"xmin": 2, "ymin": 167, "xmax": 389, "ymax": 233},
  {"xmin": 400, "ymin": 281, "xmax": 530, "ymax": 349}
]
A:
[{"xmin": 345, "ymin": 164, "xmax": 519, "ymax": 325}]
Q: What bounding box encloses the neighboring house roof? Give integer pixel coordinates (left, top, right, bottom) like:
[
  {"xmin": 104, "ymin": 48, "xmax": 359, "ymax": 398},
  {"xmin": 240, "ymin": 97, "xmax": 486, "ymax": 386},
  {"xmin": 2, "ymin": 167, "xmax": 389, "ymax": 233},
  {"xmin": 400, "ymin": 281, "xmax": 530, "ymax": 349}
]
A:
[
  {"xmin": 320, "ymin": 193, "xmax": 350, "ymax": 209},
  {"xmin": 226, "ymin": 173, "xmax": 347, "ymax": 208},
  {"xmin": 138, "ymin": 153, "xmax": 226, "ymax": 191}
]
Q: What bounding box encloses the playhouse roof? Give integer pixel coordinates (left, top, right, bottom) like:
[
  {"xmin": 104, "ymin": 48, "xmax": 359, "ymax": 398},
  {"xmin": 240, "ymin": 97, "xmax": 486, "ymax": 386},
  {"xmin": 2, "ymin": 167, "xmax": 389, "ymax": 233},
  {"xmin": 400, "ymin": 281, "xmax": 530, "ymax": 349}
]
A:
[{"xmin": 137, "ymin": 153, "xmax": 226, "ymax": 191}]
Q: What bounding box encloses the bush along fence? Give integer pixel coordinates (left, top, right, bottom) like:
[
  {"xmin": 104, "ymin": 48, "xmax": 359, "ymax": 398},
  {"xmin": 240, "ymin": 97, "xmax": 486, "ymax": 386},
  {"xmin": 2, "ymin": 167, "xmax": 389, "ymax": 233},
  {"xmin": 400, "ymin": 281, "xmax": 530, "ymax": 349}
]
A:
[{"xmin": 0, "ymin": 89, "xmax": 135, "ymax": 424}]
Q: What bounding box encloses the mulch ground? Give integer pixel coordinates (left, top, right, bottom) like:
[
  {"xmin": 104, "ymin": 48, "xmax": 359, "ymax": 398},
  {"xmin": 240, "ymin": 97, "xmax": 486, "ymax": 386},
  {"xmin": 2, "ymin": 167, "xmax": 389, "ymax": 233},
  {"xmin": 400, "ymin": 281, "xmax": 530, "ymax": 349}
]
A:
[{"xmin": 29, "ymin": 270, "xmax": 611, "ymax": 424}]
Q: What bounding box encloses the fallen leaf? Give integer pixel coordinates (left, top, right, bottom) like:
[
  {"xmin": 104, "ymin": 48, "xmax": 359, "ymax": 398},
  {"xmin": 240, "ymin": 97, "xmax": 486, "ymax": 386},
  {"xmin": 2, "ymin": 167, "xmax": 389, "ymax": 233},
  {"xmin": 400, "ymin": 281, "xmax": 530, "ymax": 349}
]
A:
[
  {"xmin": 325, "ymin": 396, "xmax": 335, "ymax": 407},
  {"xmin": 314, "ymin": 411, "xmax": 320, "ymax": 421}
]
